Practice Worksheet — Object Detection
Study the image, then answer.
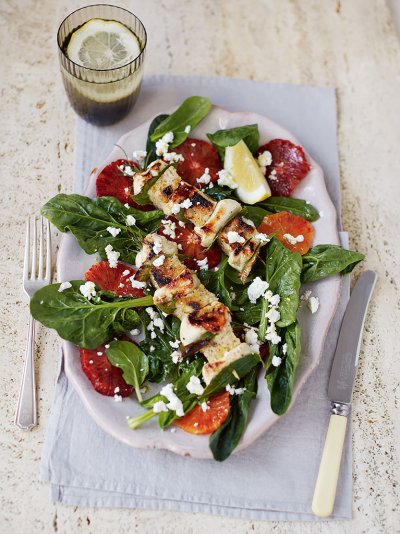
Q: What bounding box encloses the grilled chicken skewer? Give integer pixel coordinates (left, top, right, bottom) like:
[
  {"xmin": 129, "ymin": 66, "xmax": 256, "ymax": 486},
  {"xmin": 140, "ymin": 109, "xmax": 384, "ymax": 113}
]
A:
[
  {"xmin": 136, "ymin": 234, "xmax": 252, "ymax": 384},
  {"xmin": 133, "ymin": 161, "xmax": 264, "ymax": 281}
]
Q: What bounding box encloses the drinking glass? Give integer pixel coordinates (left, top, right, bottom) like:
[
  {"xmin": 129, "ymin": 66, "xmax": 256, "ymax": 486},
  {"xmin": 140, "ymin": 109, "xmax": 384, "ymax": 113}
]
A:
[{"xmin": 57, "ymin": 4, "xmax": 147, "ymax": 125}]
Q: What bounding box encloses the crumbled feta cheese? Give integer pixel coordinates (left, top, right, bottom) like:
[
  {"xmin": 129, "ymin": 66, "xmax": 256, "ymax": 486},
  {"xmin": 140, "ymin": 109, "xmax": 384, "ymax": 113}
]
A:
[
  {"xmin": 283, "ymin": 233, "xmax": 304, "ymax": 245},
  {"xmin": 155, "ymin": 131, "xmax": 174, "ymax": 156},
  {"xmin": 247, "ymin": 277, "xmax": 269, "ymax": 303},
  {"xmin": 184, "ymin": 125, "xmax": 191, "ymax": 133},
  {"xmin": 180, "ymin": 198, "xmax": 193, "ymax": 209},
  {"xmin": 269, "ymin": 169, "xmax": 278, "ymax": 181},
  {"xmin": 146, "ymin": 307, "xmax": 157, "ymax": 319},
  {"xmin": 105, "ymin": 244, "xmax": 120, "ymax": 268},
  {"xmin": 196, "ymin": 257, "xmax": 208, "ymax": 270},
  {"xmin": 227, "ymin": 231, "xmax": 245, "ymax": 244},
  {"xmin": 267, "ymin": 332, "xmax": 282, "ymax": 345},
  {"xmin": 58, "ymin": 281, "xmax": 72, "ymax": 292},
  {"xmin": 271, "ymin": 355, "xmax": 282, "ymax": 367},
  {"xmin": 226, "ymin": 384, "xmax": 247, "ymax": 395},
  {"xmin": 153, "ymin": 254, "xmax": 165, "ymax": 267},
  {"xmin": 150, "ymin": 331, "xmax": 157, "ymax": 339},
  {"xmin": 201, "ymin": 402, "xmax": 210, "ymax": 412},
  {"xmin": 129, "ymin": 276, "xmax": 146, "ymax": 289},
  {"xmin": 257, "ymin": 150, "xmax": 272, "ymax": 168},
  {"xmin": 186, "ymin": 376, "xmax": 204, "ymax": 396},
  {"xmin": 197, "ymin": 167, "xmax": 211, "ymax": 185},
  {"xmin": 89, "ymin": 360, "xmax": 94, "ymax": 364},
  {"xmin": 149, "ymin": 346, "xmax": 155, "ymax": 352},
  {"xmin": 97, "ymin": 352, "xmax": 103, "ymax": 356},
  {"xmin": 153, "ymin": 400, "xmax": 169, "ymax": 413},
  {"xmin": 163, "ymin": 151, "xmax": 185, "ymax": 163},
  {"xmin": 132, "ymin": 150, "xmax": 147, "ymax": 164},
  {"xmin": 114, "ymin": 386, "xmax": 120, "ymax": 393},
  {"xmin": 130, "ymin": 328, "xmax": 141, "ymax": 336},
  {"xmin": 245, "ymin": 327, "xmax": 260, "ymax": 354},
  {"xmin": 160, "ymin": 383, "xmax": 184, "ymax": 417},
  {"xmin": 118, "ymin": 164, "xmax": 135, "ymax": 176},
  {"xmin": 254, "ymin": 233, "xmax": 270, "ymax": 243},
  {"xmin": 122, "ymin": 269, "xmax": 130, "ymax": 277},
  {"xmin": 126, "ymin": 215, "xmax": 136, "ymax": 226},
  {"xmin": 118, "ymin": 283, "xmax": 125, "ymax": 288},
  {"xmin": 106, "ymin": 226, "xmax": 121, "ymax": 237},
  {"xmin": 169, "ymin": 339, "xmax": 180, "ymax": 349},
  {"xmin": 282, "ymin": 343, "xmax": 287, "ymax": 355},
  {"xmin": 217, "ymin": 169, "xmax": 238, "ymax": 189},
  {"xmin": 171, "ymin": 350, "xmax": 181, "ymax": 364},
  {"xmin": 161, "ymin": 219, "xmax": 176, "ymax": 239},
  {"xmin": 153, "ymin": 317, "xmax": 165, "ymax": 332},
  {"xmin": 152, "ymin": 235, "xmax": 163, "ymax": 255},
  {"xmin": 124, "ymin": 187, "xmax": 129, "ymax": 193},
  {"xmin": 301, "ymin": 290, "xmax": 312, "ymax": 302},
  {"xmin": 105, "ymin": 344, "xmax": 110, "ymax": 349},
  {"xmin": 308, "ymin": 296, "xmax": 320, "ymax": 314},
  {"xmin": 267, "ymin": 293, "xmax": 280, "ymax": 306},
  {"xmin": 114, "ymin": 394, "xmax": 122, "ymax": 402},
  {"xmin": 79, "ymin": 281, "xmax": 96, "ymax": 300},
  {"xmin": 170, "ymin": 428, "xmax": 176, "ymax": 433},
  {"xmin": 266, "ymin": 307, "xmax": 281, "ymax": 324},
  {"xmin": 191, "ymin": 142, "xmax": 196, "ymax": 147}
]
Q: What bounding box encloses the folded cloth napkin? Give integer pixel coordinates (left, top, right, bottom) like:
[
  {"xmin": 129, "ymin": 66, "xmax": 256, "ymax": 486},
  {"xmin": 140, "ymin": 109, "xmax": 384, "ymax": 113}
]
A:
[{"xmin": 40, "ymin": 75, "xmax": 352, "ymax": 520}]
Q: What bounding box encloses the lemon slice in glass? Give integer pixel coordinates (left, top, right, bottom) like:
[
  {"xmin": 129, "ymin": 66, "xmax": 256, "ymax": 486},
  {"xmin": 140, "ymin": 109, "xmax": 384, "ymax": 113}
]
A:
[
  {"xmin": 224, "ymin": 140, "xmax": 271, "ymax": 204},
  {"xmin": 66, "ymin": 18, "xmax": 141, "ymax": 70}
]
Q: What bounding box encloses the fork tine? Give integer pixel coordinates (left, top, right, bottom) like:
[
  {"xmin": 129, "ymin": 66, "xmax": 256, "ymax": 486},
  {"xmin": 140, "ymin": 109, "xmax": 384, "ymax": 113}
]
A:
[
  {"xmin": 23, "ymin": 218, "xmax": 30, "ymax": 280},
  {"xmin": 45, "ymin": 218, "xmax": 51, "ymax": 282},
  {"xmin": 31, "ymin": 216, "xmax": 37, "ymax": 279},
  {"xmin": 38, "ymin": 216, "xmax": 44, "ymax": 279}
]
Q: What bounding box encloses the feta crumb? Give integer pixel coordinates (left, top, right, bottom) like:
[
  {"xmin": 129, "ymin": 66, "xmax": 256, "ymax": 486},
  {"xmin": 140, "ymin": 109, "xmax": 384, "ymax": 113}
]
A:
[
  {"xmin": 227, "ymin": 231, "xmax": 245, "ymax": 244},
  {"xmin": 152, "ymin": 235, "xmax": 163, "ymax": 255},
  {"xmin": 184, "ymin": 125, "xmax": 191, "ymax": 133},
  {"xmin": 196, "ymin": 257, "xmax": 208, "ymax": 270},
  {"xmin": 247, "ymin": 277, "xmax": 269, "ymax": 303},
  {"xmin": 89, "ymin": 360, "xmax": 94, "ymax": 364},
  {"xmin": 153, "ymin": 400, "xmax": 169, "ymax": 413},
  {"xmin": 130, "ymin": 276, "xmax": 146, "ymax": 289},
  {"xmin": 160, "ymin": 383, "xmax": 184, "ymax": 417},
  {"xmin": 266, "ymin": 307, "xmax": 281, "ymax": 324},
  {"xmin": 105, "ymin": 244, "xmax": 120, "ymax": 268},
  {"xmin": 118, "ymin": 164, "xmax": 135, "ymax": 176},
  {"xmin": 169, "ymin": 339, "xmax": 180, "ymax": 349},
  {"xmin": 105, "ymin": 344, "xmax": 110, "ymax": 349},
  {"xmin": 97, "ymin": 352, "xmax": 103, "ymax": 356},
  {"xmin": 132, "ymin": 150, "xmax": 147, "ymax": 164},
  {"xmin": 254, "ymin": 233, "xmax": 270, "ymax": 244},
  {"xmin": 271, "ymin": 355, "xmax": 282, "ymax": 367},
  {"xmin": 257, "ymin": 150, "xmax": 272, "ymax": 168},
  {"xmin": 308, "ymin": 296, "xmax": 320, "ymax": 314},
  {"xmin": 201, "ymin": 402, "xmax": 210, "ymax": 412},
  {"xmin": 269, "ymin": 169, "xmax": 278, "ymax": 181},
  {"xmin": 283, "ymin": 233, "xmax": 304, "ymax": 245},
  {"xmin": 122, "ymin": 269, "xmax": 130, "ymax": 276},
  {"xmin": 155, "ymin": 131, "xmax": 174, "ymax": 156},
  {"xmin": 150, "ymin": 331, "xmax": 157, "ymax": 339},
  {"xmin": 186, "ymin": 376, "xmax": 204, "ymax": 396},
  {"xmin": 126, "ymin": 215, "xmax": 136, "ymax": 226},
  {"xmin": 217, "ymin": 169, "xmax": 238, "ymax": 189},
  {"xmin": 114, "ymin": 386, "xmax": 120, "ymax": 393},
  {"xmin": 161, "ymin": 218, "xmax": 176, "ymax": 239},
  {"xmin": 106, "ymin": 226, "xmax": 121, "ymax": 237},
  {"xmin": 130, "ymin": 328, "xmax": 141, "ymax": 336},
  {"xmin": 170, "ymin": 428, "xmax": 177, "ymax": 433},
  {"xmin": 114, "ymin": 394, "xmax": 122, "ymax": 402},
  {"xmin": 245, "ymin": 327, "xmax": 260, "ymax": 354},
  {"xmin": 180, "ymin": 198, "xmax": 193, "ymax": 209},
  {"xmin": 146, "ymin": 307, "xmax": 157, "ymax": 319},
  {"xmin": 242, "ymin": 217, "xmax": 255, "ymax": 227},
  {"xmin": 197, "ymin": 167, "xmax": 211, "ymax": 185},
  {"xmin": 79, "ymin": 281, "xmax": 96, "ymax": 300},
  {"xmin": 226, "ymin": 384, "xmax": 247, "ymax": 395},
  {"xmin": 171, "ymin": 350, "xmax": 182, "ymax": 364},
  {"xmin": 282, "ymin": 343, "xmax": 288, "ymax": 355},
  {"xmin": 149, "ymin": 346, "xmax": 155, "ymax": 352},
  {"xmin": 153, "ymin": 254, "xmax": 165, "ymax": 267},
  {"xmin": 58, "ymin": 281, "xmax": 72, "ymax": 292},
  {"xmin": 193, "ymin": 422, "xmax": 199, "ymax": 427},
  {"xmin": 191, "ymin": 143, "xmax": 196, "ymax": 147},
  {"xmin": 163, "ymin": 151, "xmax": 185, "ymax": 163}
]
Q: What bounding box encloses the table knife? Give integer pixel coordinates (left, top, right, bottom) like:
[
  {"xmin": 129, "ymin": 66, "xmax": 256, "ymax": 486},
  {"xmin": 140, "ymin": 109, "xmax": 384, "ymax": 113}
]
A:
[{"xmin": 312, "ymin": 270, "xmax": 377, "ymax": 517}]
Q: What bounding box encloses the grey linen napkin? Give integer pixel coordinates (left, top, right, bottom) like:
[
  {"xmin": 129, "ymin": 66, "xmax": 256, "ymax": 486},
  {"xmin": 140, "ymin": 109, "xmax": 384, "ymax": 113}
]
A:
[{"xmin": 40, "ymin": 75, "xmax": 352, "ymax": 520}]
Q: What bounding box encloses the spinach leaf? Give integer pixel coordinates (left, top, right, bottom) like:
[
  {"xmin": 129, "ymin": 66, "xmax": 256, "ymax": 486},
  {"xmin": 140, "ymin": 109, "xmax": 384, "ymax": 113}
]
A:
[
  {"xmin": 209, "ymin": 365, "xmax": 259, "ymax": 461},
  {"xmin": 41, "ymin": 194, "xmax": 163, "ymax": 263},
  {"xmin": 301, "ymin": 244, "xmax": 365, "ymax": 283},
  {"xmin": 266, "ymin": 238, "xmax": 302, "ymax": 327},
  {"xmin": 207, "ymin": 124, "xmax": 259, "ymax": 160},
  {"xmin": 146, "ymin": 113, "xmax": 169, "ymax": 165},
  {"xmin": 201, "ymin": 353, "xmax": 261, "ymax": 398},
  {"xmin": 106, "ymin": 340, "xmax": 149, "ymax": 402},
  {"xmin": 206, "ymin": 185, "xmax": 234, "ymax": 201},
  {"xmin": 150, "ymin": 96, "xmax": 212, "ymax": 147},
  {"xmin": 138, "ymin": 310, "xmax": 182, "ymax": 383},
  {"xmin": 30, "ymin": 281, "xmax": 153, "ymax": 349},
  {"xmin": 259, "ymin": 197, "xmax": 320, "ymax": 221},
  {"xmin": 241, "ymin": 205, "xmax": 270, "ymax": 227},
  {"xmin": 266, "ymin": 322, "xmax": 301, "ymax": 415},
  {"xmin": 198, "ymin": 256, "xmax": 234, "ymax": 308}
]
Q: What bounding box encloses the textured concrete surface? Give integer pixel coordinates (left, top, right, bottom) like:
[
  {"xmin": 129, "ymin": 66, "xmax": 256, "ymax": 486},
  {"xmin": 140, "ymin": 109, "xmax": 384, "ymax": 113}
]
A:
[{"xmin": 0, "ymin": 0, "xmax": 399, "ymax": 532}]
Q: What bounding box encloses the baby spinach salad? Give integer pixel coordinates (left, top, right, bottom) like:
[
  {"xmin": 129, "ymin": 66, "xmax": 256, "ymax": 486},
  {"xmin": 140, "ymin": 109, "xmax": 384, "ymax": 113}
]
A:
[{"xmin": 31, "ymin": 96, "xmax": 364, "ymax": 461}]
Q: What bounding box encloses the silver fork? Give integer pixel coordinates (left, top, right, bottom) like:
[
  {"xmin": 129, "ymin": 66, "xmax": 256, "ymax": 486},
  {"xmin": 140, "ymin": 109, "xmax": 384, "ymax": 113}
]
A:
[{"xmin": 15, "ymin": 216, "xmax": 51, "ymax": 430}]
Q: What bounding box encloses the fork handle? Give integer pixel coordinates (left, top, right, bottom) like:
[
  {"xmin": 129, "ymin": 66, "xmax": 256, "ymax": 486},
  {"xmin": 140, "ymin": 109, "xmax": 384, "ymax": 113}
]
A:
[{"xmin": 15, "ymin": 316, "xmax": 37, "ymax": 430}]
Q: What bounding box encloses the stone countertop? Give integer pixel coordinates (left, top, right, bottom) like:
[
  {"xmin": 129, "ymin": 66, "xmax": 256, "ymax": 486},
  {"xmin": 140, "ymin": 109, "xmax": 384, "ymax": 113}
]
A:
[{"xmin": 0, "ymin": 0, "xmax": 399, "ymax": 532}]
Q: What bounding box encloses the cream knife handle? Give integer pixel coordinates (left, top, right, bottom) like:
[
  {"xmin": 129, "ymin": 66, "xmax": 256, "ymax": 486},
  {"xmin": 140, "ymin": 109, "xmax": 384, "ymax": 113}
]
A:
[{"xmin": 312, "ymin": 414, "xmax": 347, "ymax": 517}]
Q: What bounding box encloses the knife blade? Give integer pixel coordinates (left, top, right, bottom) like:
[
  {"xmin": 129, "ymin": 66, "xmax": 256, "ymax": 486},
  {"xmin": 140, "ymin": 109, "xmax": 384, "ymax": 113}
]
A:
[{"xmin": 312, "ymin": 270, "xmax": 377, "ymax": 518}]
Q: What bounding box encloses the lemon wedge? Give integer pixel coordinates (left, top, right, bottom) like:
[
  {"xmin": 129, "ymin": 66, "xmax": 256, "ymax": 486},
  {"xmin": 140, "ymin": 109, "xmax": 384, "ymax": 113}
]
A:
[
  {"xmin": 224, "ymin": 140, "xmax": 271, "ymax": 204},
  {"xmin": 66, "ymin": 18, "xmax": 141, "ymax": 70}
]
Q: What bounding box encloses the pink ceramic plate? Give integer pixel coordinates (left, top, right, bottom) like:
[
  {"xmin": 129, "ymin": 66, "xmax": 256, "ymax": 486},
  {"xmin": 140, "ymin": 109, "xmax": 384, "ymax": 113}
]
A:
[{"xmin": 58, "ymin": 107, "xmax": 340, "ymax": 458}]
